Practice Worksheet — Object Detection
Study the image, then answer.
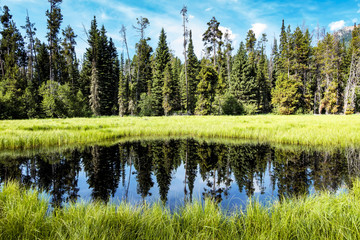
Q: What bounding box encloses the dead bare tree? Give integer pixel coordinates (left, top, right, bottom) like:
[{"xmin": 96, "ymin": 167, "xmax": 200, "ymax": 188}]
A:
[
  {"xmin": 180, "ymin": 6, "xmax": 189, "ymax": 114},
  {"xmin": 120, "ymin": 25, "xmax": 132, "ymax": 84}
]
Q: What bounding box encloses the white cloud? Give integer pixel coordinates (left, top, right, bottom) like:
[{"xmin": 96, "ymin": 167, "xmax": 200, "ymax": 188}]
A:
[
  {"xmin": 100, "ymin": 12, "xmax": 111, "ymax": 21},
  {"xmin": 353, "ymin": 18, "xmax": 358, "ymax": 23},
  {"xmin": 329, "ymin": 20, "xmax": 345, "ymax": 31},
  {"xmin": 189, "ymin": 14, "xmax": 195, "ymax": 20},
  {"xmin": 219, "ymin": 26, "xmax": 236, "ymax": 41},
  {"xmin": 250, "ymin": 23, "xmax": 267, "ymax": 38},
  {"xmin": 205, "ymin": 7, "xmax": 213, "ymax": 12}
]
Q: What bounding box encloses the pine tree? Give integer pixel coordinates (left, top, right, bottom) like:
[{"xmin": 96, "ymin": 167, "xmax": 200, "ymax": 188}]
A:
[
  {"xmin": 241, "ymin": 30, "xmax": 258, "ymax": 108},
  {"xmin": 316, "ymin": 33, "xmax": 341, "ymax": 114},
  {"xmin": 182, "ymin": 30, "xmax": 199, "ymax": 114},
  {"xmin": 46, "ymin": 0, "xmax": 63, "ymax": 83},
  {"xmin": 291, "ymin": 27, "xmax": 312, "ymax": 112},
  {"xmin": 171, "ymin": 56, "xmax": 181, "ymax": 112},
  {"xmin": 152, "ymin": 28, "xmax": 171, "ymax": 115},
  {"xmin": 97, "ymin": 26, "xmax": 110, "ymax": 115},
  {"xmin": 223, "ymin": 29, "xmax": 233, "ymax": 90},
  {"xmin": 84, "ymin": 17, "xmax": 100, "ymax": 116},
  {"xmin": 89, "ymin": 62, "xmax": 100, "ymax": 116},
  {"xmin": 272, "ymin": 73, "xmax": 301, "ymax": 114},
  {"xmin": 61, "ymin": 25, "xmax": 79, "ymax": 89},
  {"xmin": 21, "ymin": 12, "xmax": 40, "ymax": 118},
  {"xmin": 133, "ymin": 17, "xmax": 152, "ymax": 109},
  {"xmin": 118, "ymin": 53, "xmax": 128, "ymax": 116},
  {"xmin": 21, "ymin": 11, "xmax": 37, "ymax": 83},
  {"xmin": 278, "ymin": 19, "xmax": 288, "ymax": 74},
  {"xmin": 34, "ymin": 40, "xmax": 50, "ymax": 88},
  {"xmin": 0, "ymin": 6, "xmax": 27, "ymax": 119},
  {"xmin": 269, "ymin": 37, "xmax": 279, "ymax": 89},
  {"xmin": 203, "ymin": 17, "xmax": 223, "ymax": 68},
  {"xmin": 256, "ymin": 34, "xmax": 271, "ymax": 113},
  {"xmin": 195, "ymin": 61, "xmax": 218, "ymax": 115},
  {"xmin": 107, "ymin": 38, "xmax": 120, "ymax": 115},
  {"xmin": 162, "ymin": 64, "xmax": 173, "ymax": 116},
  {"xmin": 230, "ymin": 42, "xmax": 247, "ymax": 102}
]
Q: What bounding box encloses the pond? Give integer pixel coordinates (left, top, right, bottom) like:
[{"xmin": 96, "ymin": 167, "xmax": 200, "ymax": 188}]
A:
[{"xmin": 1, "ymin": 138, "xmax": 359, "ymax": 210}]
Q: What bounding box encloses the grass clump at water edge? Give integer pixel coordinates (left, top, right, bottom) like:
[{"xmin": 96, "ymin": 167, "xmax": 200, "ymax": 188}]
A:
[{"xmin": 1, "ymin": 181, "xmax": 360, "ymax": 239}]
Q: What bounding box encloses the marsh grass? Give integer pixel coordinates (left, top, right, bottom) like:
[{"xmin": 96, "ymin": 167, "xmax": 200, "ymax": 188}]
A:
[
  {"xmin": 2, "ymin": 181, "xmax": 360, "ymax": 239},
  {"xmin": 0, "ymin": 135, "xmax": 347, "ymax": 160},
  {"xmin": 1, "ymin": 115, "xmax": 360, "ymax": 150}
]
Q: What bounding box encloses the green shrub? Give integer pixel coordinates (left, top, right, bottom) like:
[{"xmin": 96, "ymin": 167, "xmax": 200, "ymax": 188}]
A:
[{"xmin": 222, "ymin": 93, "xmax": 244, "ymax": 115}]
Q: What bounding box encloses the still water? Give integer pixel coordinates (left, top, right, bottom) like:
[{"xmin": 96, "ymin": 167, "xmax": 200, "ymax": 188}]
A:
[{"xmin": 1, "ymin": 139, "xmax": 359, "ymax": 209}]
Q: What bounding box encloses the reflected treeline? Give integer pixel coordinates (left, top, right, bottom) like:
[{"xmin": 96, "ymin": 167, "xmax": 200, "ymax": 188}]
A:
[{"xmin": 0, "ymin": 139, "xmax": 359, "ymax": 206}]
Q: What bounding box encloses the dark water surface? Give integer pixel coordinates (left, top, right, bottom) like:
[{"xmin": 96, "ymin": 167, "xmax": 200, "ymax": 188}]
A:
[{"xmin": 1, "ymin": 139, "xmax": 359, "ymax": 210}]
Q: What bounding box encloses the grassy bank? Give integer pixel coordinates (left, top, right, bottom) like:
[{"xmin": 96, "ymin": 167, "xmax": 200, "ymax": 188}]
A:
[
  {"xmin": 1, "ymin": 115, "xmax": 360, "ymax": 150},
  {"xmin": 1, "ymin": 181, "xmax": 360, "ymax": 239}
]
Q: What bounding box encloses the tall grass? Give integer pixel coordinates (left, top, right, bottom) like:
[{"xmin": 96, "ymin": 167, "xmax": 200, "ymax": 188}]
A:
[
  {"xmin": 1, "ymin": 115, "xmax": 360, "ymax": 150},
  {"xmin": 1, "ymin": 180, "xmax": 360, "ymax": 239}
]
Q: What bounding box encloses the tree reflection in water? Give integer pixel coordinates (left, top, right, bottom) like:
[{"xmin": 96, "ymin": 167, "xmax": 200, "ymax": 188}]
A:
[{"xmin": 0, "ymin": 139, "xmax": 358, "ymax": 208}]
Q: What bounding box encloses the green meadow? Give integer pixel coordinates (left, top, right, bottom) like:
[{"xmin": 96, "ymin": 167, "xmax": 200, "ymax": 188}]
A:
[
  {"xmin": 1, "ymin": 180, "xmax": 360, "ymax": 240},
  {"xmin": 1, "ymin": 115, "xmax": 360, "ymax": 150},
  {"xmin": 2, "ymin": 115, "xmax": 360, "ymax": 239}
]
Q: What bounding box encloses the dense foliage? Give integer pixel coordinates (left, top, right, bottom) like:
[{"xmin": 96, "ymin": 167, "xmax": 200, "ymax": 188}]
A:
[{"xmin": 1, "ymin": 4, "xmax": 359, "ymax": 119}]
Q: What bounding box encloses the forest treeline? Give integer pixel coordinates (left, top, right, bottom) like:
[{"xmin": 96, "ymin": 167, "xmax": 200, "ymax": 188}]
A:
[{"xmin": 1, "ymin": 1, "xmax": 360, "ymax": 119}]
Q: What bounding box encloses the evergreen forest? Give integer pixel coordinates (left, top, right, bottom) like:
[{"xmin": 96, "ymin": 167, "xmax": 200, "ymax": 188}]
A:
[{"xmin": 1, "ymin": 2, "xmax": 360, "ymax": 120}]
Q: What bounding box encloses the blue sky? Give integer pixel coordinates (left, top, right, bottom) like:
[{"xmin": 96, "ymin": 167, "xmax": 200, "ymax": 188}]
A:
[{"xmin": 5, "ymin": 0, "xmax": 360, "ymax": 61}]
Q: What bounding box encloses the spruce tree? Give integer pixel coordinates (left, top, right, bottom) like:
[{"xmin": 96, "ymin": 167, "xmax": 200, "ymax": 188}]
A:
[
  {"xmin": 272, "ymin": 73, "xmax": 301, "ymax": 114},
  {"xmin": 61, "ymin": 26, "xmax": 79, "ymax": 88},
  {"xmin": 186, "ymin": 31, "xmax": 199, "ymax": 113},
  {"xmin": 34, "ymin": 40, "xmax": 50, "ymax": 88},
  {"xmin": 242, "ymin": 30, "xmax": 258, "ymax": 108},
  {"xmin": 256, "ymin": 34, "xmax": 271, "ymax": 113},
  {"xmin": 291, "ymin": 27, "xmax": 312, "ymax": 112},
  {"xmin": 0, "ymin": 6, "xmax": 27, "ymax": 119},
  {"xmin": 269, "ymin": 37, "xmax": 279, "ymax": 89},
  {"xmin": 22, "ymin": 13, "xmax": 40, "ymax": 118},
  {"xmin": 195, "ymin": 61, "xmax": 218, "ymax": 115},
  {"xmin": 152, "ymin": 28, "xmax": 171, "ymax": 115},
  {"xmin": 89, "ymin": 62, "xmax": 100, "ymax": 116},
  {"xmin": 107, "ymin": 38, "xmax": 120, "ymax": 115},
  {"xmin": 171, "ymin": 56, "xmax": 181, "ymax": 112},
  {"xmin": 316, "ymin": 33, "xmax": 341, "ymax": 114},
  {"xmin": 46, "ymin": 0, "xmax": 63, "ymax": 83},
  {"xmin": 162, "ymin": 64, "xmax": 173, "ymax": 116},
  {"xmin": 118, "ymin": 53, "xmax": 128, "ymax": 116},
  {"xmin": 230, "ymin": 42, "xmax": 247, "ymax": 102},
  {"xmin": 97, "ymin": 26, "xmax": 110, "ymax": 115},
  {"xmin": 83, "ymin": 17, "xmax": 100, "ymax": 116}
]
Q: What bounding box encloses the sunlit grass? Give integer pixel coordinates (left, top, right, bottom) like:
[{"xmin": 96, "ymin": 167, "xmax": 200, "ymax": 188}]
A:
[
  {"xmin": 1, "ymin": 180, "xmax": 360, "ymax": 239},
  {"xmin": 1, "ymin": 115, "xmax": 360, "ymax": 150}
]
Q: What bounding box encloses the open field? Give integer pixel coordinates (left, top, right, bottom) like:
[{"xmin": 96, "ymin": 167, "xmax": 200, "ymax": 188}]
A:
[
  {"xmin": 1, "ymin": 115, "xmax": 360, "ymax": 150},
  {"xmin": 1, "ymin": 180, "xmax": 360, "ymax": 239}
]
